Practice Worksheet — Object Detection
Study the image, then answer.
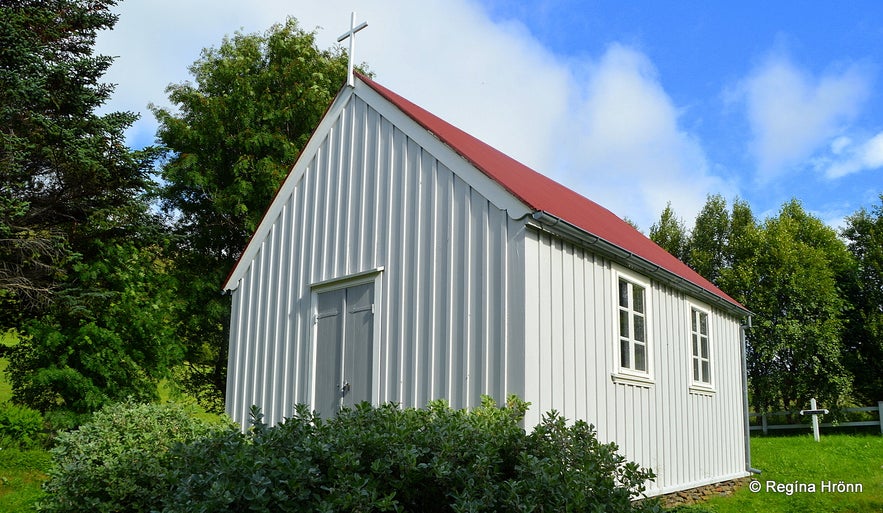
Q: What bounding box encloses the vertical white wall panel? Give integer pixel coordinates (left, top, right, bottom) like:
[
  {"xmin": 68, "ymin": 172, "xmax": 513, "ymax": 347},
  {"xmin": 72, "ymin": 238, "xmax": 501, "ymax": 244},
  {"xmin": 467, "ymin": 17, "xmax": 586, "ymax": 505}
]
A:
[
  {"xmin": 225, "ymin": 282, "xmax": 243, "ymax": 419},
  {"xmin": 226, "ymin": 94, "xmax": 527, "ymax": 429},
  {"xmin": 522, "ymin": 228, "xmax": 747, "ymax": 496}
]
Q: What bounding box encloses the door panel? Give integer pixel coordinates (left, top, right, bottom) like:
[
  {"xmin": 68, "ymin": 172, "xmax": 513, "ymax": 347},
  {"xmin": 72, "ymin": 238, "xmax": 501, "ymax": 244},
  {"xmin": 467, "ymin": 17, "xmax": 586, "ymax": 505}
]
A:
[
  {"xmin": 315, "ymin": 282, "xmax": 374, "ymax": 416},
  {"xmin": 314, "ymin": 289, "xmax": 344, "ymax": 417},
  {"xmin": 342, "ymin": 283, "xmax": 374, "ymax": 408}
]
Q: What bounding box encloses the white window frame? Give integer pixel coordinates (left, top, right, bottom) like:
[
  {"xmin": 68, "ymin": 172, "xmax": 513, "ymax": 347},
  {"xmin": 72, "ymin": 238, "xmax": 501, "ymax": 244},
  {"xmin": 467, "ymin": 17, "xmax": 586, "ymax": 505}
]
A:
[
  {"xmin": 688, "ymin": 300, "xmax": 715, "ymax": 395},
  {"xmin": 611, "ymin": 267, "xmax": 654, "ymax": 387}
]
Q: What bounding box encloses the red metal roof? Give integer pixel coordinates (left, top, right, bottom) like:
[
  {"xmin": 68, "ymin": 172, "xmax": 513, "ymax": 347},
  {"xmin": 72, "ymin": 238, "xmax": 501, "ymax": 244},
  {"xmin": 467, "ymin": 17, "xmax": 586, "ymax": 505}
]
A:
[{"xmin": 358, "ymin": 73, "xmax": 745, "ymax": 312}]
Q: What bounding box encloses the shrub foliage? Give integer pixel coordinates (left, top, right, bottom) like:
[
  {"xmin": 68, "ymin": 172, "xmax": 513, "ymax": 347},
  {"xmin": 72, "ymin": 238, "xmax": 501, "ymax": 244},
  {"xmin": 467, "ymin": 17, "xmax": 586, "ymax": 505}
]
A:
[
  {"xmin": 161, "ymin": 397, "xmax": 659, "ymax": 513},
  {"xmin": 37, "ymin": 401, "xmax": 228, "ymax": 513},
  {"xmin": 0, "ymin": 402, "xmax": 45, "ymax": 449},
  {"xmin": 38, "ymin": 398, "xmax": 659, "ymax": 512}
]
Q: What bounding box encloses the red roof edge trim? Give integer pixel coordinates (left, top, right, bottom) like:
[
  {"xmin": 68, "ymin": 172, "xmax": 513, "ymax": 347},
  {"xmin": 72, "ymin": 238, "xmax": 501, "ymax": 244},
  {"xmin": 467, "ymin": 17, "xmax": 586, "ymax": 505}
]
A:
[
  {"xmin": 356, "ymin": 73, "xmax": 747, "ymax": 313},
  {"xmin": 532, "ymin": 210, "xmax": 746, "ymax": 313}
]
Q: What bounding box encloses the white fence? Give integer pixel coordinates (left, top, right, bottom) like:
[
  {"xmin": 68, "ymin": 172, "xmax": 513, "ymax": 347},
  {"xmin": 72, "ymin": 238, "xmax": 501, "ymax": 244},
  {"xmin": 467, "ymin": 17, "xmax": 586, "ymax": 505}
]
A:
[{"xmin": 749, "ymin": 401, "xmax": 883, "ymax": 435}]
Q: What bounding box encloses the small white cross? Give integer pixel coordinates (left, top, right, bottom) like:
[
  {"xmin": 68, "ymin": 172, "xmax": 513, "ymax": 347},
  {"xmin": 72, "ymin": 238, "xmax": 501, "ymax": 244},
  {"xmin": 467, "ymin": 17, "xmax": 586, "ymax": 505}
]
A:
[
  {"xmin": 337, "ymin": 12, "xmax": 368, "ymax": 87},
  {"xmin": 799, "ymin": 398, "xmax": 829, "ymax": 442}
]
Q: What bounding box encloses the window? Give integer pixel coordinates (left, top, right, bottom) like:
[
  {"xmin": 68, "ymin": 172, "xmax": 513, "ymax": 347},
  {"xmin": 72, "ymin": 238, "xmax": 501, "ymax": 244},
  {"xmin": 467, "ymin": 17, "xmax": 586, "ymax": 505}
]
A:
[
  {"xmin": 690, "ymin": 307, "xmax": 711, "ymax": 385},
  {"xmin": 618, "ymin": 277, "xmax": 648, "ymax": 374}
]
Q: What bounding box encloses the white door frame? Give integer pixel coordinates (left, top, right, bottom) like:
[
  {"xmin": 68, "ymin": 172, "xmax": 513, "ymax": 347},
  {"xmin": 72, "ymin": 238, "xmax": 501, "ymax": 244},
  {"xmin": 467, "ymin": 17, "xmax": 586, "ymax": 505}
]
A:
[{"xmin": 309, "ymin": 267, "xmax": 384, "ymax": 412}]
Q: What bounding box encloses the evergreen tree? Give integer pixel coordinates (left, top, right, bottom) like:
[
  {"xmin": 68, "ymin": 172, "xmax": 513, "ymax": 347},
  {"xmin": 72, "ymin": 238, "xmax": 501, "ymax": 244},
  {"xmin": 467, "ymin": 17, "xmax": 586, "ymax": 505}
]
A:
[
  {"xmin": 0, "ymin": 0, "xmax": 153, "ymax": 322},
  {"xmin": 1, "ymin": 0, "xmax": 180, "ymax": 422}
]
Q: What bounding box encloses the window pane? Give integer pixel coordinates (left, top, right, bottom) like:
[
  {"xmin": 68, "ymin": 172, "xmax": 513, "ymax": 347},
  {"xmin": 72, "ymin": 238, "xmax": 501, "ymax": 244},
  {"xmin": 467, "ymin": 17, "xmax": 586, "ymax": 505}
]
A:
[
  {"xmin": 619, "ymin": 280, "xmax": 629, "ymax": 308},
  {"xmin": 691, "ymin": 310, "xmax": 698, "ymax": 333},
  {"xmin": 620, "ymin": 339, "xmax": 630, "ymax": 368},
  {"xmin": 701, "ymin": 361, "xmax": 710, "ymax": 383},
  {"xmin": 693, "ymin": 359, "xmax": 700, "ymax": 381},
  {"xmin": 634, "ymin": 314, "xmax": 645, "ymax": 342},
  {"xmin": 635, "ymin": 343, "xmax": 646, "ymax": 371},
  {"xmin": 619, "ymin": 310, "xmax": 629, "ymax": 338},
  {"xmin": 701, "ymin": 337, "xmax": 709, "ymax": 359},
  {"xmin": 633, "ymin": 286, "xmax": 645, "ymax": 313},
  {"xmin": 692, "ymin": 334, "xmax": 698, "ymax": 356},
  {"xmin": 700, "ymin": 312, "xmax": 708, "ymax": 335}
]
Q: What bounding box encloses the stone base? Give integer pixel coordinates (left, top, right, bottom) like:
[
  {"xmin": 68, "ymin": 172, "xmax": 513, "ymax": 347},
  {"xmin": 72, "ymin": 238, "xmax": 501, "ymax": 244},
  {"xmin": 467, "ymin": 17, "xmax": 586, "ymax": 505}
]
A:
[{"xmin": 656, "ymin": 477, "xmax": 752, "ymax": 508}]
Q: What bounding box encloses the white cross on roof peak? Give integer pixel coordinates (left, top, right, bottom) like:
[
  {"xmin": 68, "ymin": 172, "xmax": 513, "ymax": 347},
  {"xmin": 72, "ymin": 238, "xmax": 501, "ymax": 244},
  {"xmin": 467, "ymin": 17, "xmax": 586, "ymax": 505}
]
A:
[{"xmin": 337, "ymin": 12, "xmax": 368, "ymax": 87}]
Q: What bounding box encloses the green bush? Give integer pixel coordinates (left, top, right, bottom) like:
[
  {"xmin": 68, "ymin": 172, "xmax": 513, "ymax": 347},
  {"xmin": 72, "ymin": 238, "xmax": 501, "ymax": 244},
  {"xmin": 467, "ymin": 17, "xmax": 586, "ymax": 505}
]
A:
[
  {"xmin": 0, "ymin": 402, "xmax": 45, "ymax": 449},
  {"xmin": 38, "ymin": 400, "xmax": 230, "ymax": 513},
  {"xmin": 161, "ymin": 397, "xmax": 660, "ymax": 513}
]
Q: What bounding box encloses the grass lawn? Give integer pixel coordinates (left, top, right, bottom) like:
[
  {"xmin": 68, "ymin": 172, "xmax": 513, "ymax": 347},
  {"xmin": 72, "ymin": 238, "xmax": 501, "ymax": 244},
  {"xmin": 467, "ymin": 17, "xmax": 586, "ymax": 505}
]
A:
[
  {"xmin": 0, "ymin": 352, "xmax": 50, "ymax": 513},
  {"xmin": 0, "ymin": 337, "xmax": 878, "ymax": 513},
  {"xmin": 0, "ymin": 330, "xmax": 17, "ymax": 402},
  {"xmin": 0, "ymin": 448, "xmax": 50, "ymax": 513},
  {"xmin": 0, "ymin": 344, "xmax": 223, "ymax": 513},
  {"xmin": 672, "ymin": 433, "xmax": 883, "ymax": 513},
  {"xmin": 0, "ymin": 358, "xmax": 12, "ymax": 403}
]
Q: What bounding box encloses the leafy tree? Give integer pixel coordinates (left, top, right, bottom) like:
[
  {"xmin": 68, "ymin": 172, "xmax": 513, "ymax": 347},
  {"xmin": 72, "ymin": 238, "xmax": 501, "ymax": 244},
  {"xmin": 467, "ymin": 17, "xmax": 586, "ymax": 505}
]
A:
[
  {"xmin": 746, "ymin": 200, "xmax": 853, "ymax": 413},
  {"xmin": 623, "ymin": 216, "xmax": 642, "ymax": 232},
  {"xmin": 649, "ymin": 201, "xmax": 688, "ymax": 261},
  {"xmin": 655, "ymin": 195, "xmax": 875, "ymax": 412},
  {"xmin": 656, "ymin": 196, "xmax": 759, "ymax": 303},
  {"xmin": 153, "ymin": 18, "xmax": 358, "ymax": 409},
  {"xmin": 841, "ymin": 195, "xmax": 883, "ymax": 404},
  {"xmin": 1, "ymin": 0, "xmax": 180, "ymax": 420},
  {"xmin": 717, "ymin": 198, "xmax": 760, "ymax": 305},
  {"xmin": 686, "ymin": 194, "xmax": 731, "ymax": 284},
  {"xmin": 9, "ymin": 238, "xmax": 182, "ymax": 422}
]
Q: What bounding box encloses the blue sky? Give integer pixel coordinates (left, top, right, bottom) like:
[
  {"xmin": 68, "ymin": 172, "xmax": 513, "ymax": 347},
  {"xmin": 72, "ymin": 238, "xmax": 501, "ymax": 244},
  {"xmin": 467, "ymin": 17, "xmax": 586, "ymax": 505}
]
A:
[{"xmin": 95, "ymin": 0, "xmax": 883, "ymax": 231}]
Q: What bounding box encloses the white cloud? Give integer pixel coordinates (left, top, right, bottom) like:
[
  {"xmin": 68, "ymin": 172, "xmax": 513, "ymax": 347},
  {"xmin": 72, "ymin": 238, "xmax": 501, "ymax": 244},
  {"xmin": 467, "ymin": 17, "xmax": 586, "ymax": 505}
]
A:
[
  {"xmin": 823, "ymin": 131, "xmax": 883, "ymax": 178},
  {"xmin": 95, "ymin": 0, "xmax": 733, "ymax": 230},
  {"xmin": 862, "ymin": 133, "xmax": 883, "ymax": 168},
  {"xmin": 830, "ymin": 135, "xmax": 851, "ymax": 155},
  {"xmin": 555, "ymin": 44, "xmax": 735, "ymax": 228},
  {"xmin": 737, "ymin": 53, "xmax": 871, "ymax": 182},
  {"xmin": 96, "ymin": 0, "xmax": 570, "ymax": 167},
  {"xmin": 96, "ymin": 0, "xmax": 300, "ymax": 144},
  {"xmin": 348, "ymin": 0, "xmax": 572, "ymax": 174}
]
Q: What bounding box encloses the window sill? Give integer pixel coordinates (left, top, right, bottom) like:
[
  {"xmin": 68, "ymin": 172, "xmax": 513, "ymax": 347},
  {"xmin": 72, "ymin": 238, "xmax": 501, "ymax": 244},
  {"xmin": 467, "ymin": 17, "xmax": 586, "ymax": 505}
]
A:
[
  {"xmin": 611, "ymin": 372, "xmax": 654, "ymax": 389},
  {"xmin": 689, "ymin": 384, "xmax": 716, "ymax": 396}
]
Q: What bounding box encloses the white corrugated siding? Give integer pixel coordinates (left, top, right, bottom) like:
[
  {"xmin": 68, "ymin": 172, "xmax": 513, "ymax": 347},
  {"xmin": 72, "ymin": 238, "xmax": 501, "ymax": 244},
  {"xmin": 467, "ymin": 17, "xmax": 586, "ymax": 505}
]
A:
[
  {"xmin": 522, "ymin": 228, "xmax": 747, "ymax": 496},
  {"xmin": 226, "ymin": 93, "xmax": 526, "ymax": 427},
  {"xmin": 227, "ymin": 82, "xmax": 748, "ymax": 496}
]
